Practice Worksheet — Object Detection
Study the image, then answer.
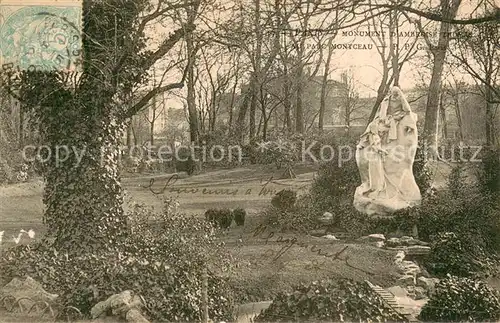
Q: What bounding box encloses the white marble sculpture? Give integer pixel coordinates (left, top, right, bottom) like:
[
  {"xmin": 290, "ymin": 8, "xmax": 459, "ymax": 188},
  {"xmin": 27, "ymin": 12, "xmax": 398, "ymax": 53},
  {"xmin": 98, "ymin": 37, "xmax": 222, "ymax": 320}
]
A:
[{"xmin": 353, "ymin": 86, "xmax": 421, "ymax": 215}]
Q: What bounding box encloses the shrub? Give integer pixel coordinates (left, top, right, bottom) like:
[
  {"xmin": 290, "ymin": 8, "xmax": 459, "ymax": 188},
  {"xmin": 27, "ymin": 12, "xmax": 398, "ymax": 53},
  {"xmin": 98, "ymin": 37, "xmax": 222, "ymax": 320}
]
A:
[
  {"xmin": 425, "ymin": 232, "xmax": 495, "ymax": 278},
  {"xmin": 0, "ymin": 157, "xmax": 14, "ymax": 183},
  {"xmin": 255, "ymin": 279, "xmax": 405, "ymax": 322},
  {"xmin": 232, "ymin": 208, "xmax": 246, "ymax": 226},
  {"xmin": 415, "ymin": 191, "xmax": 500, "ymax": 255},
  {"xmin": 418, "ymin": 276, "xmax": 500, "ymax": 322},
  {"xmin": 310, "ymin": 145, "xmax": 360, "ymax": 211},
  {"xmin": 205, "ymin": 208, "xmax": 233, "ymax": 229},
  {"xmin": 270, "ymin": 189, "xmax": 297, "ymax": 210},
  {"xmin": 0, "ymin": 199, "xmax": 235, "ymax": 322},
  {"xmin": 477, "ymin": 148, "xmax": 500, "ymax": 196},
  {"xmin": 254, "ymin": 137, "xmax": 297, "ymax": 169},
  {"xmin": 447, "ymin": 163, "xmax": 468, "ymax": 198}
]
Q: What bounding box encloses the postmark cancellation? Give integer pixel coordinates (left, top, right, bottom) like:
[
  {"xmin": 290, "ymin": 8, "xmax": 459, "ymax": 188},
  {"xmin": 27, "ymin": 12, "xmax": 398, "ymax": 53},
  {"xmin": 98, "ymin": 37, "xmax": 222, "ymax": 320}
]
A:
[{"xmin": 0, "ymin": 0, "xmax": 82, "ymax": 72}]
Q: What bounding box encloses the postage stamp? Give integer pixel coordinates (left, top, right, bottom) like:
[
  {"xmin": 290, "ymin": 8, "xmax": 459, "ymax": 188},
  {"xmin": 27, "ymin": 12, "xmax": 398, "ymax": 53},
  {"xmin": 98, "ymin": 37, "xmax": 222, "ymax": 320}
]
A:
[{"xmin": 0, "ymin": 0, "xmax": 82, "ymax": 72}]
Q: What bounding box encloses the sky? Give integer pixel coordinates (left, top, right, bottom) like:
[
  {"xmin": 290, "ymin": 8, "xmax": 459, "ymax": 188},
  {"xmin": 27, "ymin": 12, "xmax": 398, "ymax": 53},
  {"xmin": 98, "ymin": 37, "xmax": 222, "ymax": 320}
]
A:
[{"xmin": 146, "ymin": 0, "xmax": 492, "ymax": 108}]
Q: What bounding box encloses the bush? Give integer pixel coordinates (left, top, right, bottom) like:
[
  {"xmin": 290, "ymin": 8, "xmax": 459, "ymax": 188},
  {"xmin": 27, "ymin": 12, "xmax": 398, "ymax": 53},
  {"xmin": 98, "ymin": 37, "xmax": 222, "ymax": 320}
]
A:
[
  {"xmin": 477, "ymin": 148, "xmax": 500, "ymax": 196},
  {"xmin": 415, "ymin": 191, "xmax": 500, "ymax": 255},
  {"xmin": 205, "ymin": 208, "xmax": 233, "ymax": 229},
  {"xmin": 0, "ymin": 199, "xmax": 235, "ymax": 322},
  {"xmin": 175, "ymin": 153, "xmax": 197, "ymax": 175},
  {"xmin": 425, "ymin": 232, "xmax": 495, "ymax": 278},
  {"xmin": 418, "ymin": 276, "xmax": 500, "ymax": 322},
  {"xmin": 0, "ymin": 157, "xmax": 14, "ymax": 183},
  {"xmin": 255, "ymin": 279, "xmax": 405, "ymax": 322},
  {"xmin": 232, "ymin": 208, "xmax": 246, "ymax": 226},
  {"xmin": 310, "ymin": 144, "xmax": 360, "ymax": 211},
  {"xmin": 270, "ymin": 189, "xmax": 297, "ymax": 210}
]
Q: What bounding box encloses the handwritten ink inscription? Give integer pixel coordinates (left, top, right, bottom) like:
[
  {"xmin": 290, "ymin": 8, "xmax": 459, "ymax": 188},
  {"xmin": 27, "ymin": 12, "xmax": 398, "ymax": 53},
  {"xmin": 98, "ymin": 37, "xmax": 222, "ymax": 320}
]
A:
[
  {"xmin": 248, "ymin": 222, "xmax": 374, "ymax": 275},
  {"xmin": 142, "ymin": 174, "xmax": 292, "ymax": 197}
]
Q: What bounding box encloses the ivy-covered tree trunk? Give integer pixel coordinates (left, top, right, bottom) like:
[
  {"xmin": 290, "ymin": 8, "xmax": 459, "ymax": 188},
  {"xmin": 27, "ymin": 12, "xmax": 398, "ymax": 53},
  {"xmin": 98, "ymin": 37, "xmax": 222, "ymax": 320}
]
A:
[
  {"xmin": 12, "ymin": 0, "xmax": 195, "ymax": 253},
  {"xmin": 36, "ymin": 94, "xmax": 128, "ymax": 252}
]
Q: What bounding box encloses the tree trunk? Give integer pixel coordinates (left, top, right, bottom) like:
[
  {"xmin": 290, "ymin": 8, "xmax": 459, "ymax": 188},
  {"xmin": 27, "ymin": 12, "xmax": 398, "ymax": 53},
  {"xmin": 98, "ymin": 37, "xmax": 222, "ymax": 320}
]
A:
[
  {"xmin": 42, "ymin": 106, "xmax": 127, "ymax": 252},
  {"xmin": 18, "ymin": 103, "xmax": 24, "ymax": 149},
  {"xmin": 283, "ymin": 70, "xmax": 292, "ymax": 133},
  {"xmin": 423, "ymin": 0, "xmax": 462, "ymax": 150},
  {"xmin": 485, "ymin": 83, "xmax": 496, "ymax": 147},
  {"xmin": 319, "ymin": 38, "xmax": 334, "ymax": 132},
  {"xmin": 368, "ymin": 70, "xmax": 391, "ymax": 124},
  {"xmin": 452, "ymin": 93, "xmax": 464, "ymax": 142},
  {"xmin": 227, "ymin": 71, "xmax": 239, "ymax": 136},
  {"xmin": 389, "ymin": 12, "xmax": 400, "ymax": 87},
  {"xmin": 236, "ymin": 90, "xmax": 251, "ymax": 143},
  {"xmin": 186, "ymin": 5, "xmax": 199, "ymax": 144},
  {"xmin": 249, "ymin": 0, "xmax": 262, "ymax": 143},
  {"xmin": 126, "ymin": 119, "xmax": 132, "ymax": 148},
  {"xmin": 424, "ymin": 49, "xmax": 447, "ymax": 148},
  {"xmin": 249, "ymin": 89, "xmax": 258, "ymax": 142},
  {"xmin": 439, "ymin": 94, "xmax": 447, "ymax": 139},
  {"xmin": 295, "ymin": 63, "xmax": 304, "ymax": 134},
  {"xmin": 150, "ymin": 99, "xmax": 156, "ymax": 146},
  {"xmin": 186, "ymin": 61, "xmax": 198, "ymax": 143}
]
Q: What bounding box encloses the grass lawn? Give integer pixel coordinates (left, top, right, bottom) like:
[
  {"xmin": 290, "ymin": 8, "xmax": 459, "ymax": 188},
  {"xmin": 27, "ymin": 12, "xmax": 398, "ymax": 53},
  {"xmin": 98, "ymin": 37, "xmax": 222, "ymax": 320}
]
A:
[{"xmin": 0, "ymin": 164, "xmax": 403, "ymax": 321}]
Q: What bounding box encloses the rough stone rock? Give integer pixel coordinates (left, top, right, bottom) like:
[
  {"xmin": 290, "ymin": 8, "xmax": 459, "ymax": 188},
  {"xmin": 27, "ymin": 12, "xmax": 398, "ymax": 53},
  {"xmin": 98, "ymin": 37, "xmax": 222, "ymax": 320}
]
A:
[
  {"xmin": 126, "ymin": 308, "xmax": 150, "ymax": 323},
  {"xmin": 405, "ymin": 286, "xmax": 427, "ymax": 300},
  {"xmin": 405, "ymin": 245, "xmax": 431, "ymax": 255},
  {"xmin": 396, "ymin": 275, "xmax": 415, "ymax": 287},
  {"xmin": 0, "ymin": 276, "xmax": 58, "ymax": 312},
  {"xmin": 386, "ymin": 237, "xmax": 401, "ymax": 247},
  {"xmin": 373, "ymin": 241, "xmax": 385, "ymax": 248},
  {"xmin": 398, "ymin": 260, "xmax": 421, "ymax": 276},
  {"xmin": 417, "ymin": 265, "xmax": 431, "ymax": 278},
  {"xmin": 413, "ymin": 287, "xmax": 427, "ymax": 300},
  {"xmin": 394, "ymin": 250, "xmax": 406, "ymax": 264},
  {"xmin": 318, "ymin": 212, "xmax": 333, "ymax": 224},
  {"xmin": 322, "ymin": 234, "xmax": 338, "ymax": 240},
  {"xmin": 369, "ymin": 233, "xmax": 386, "ymax": 241},
  {"xmin": 309, "ymin": 229, "xmax": 327, "ymax": 237},
  {"xmin": 400, "ymin": 236, "xmax": 414, "ymax": 243},
  {"xmin": 358, "ymin": 234, "xmax": 386, "ymax": 243},
  {"xmin": 91, "ymin": 290, "xmax": 146, "ymax": 321},
  {"xmin": 417, "ymin": 277, "xmax": 439, "ymax": 295}
]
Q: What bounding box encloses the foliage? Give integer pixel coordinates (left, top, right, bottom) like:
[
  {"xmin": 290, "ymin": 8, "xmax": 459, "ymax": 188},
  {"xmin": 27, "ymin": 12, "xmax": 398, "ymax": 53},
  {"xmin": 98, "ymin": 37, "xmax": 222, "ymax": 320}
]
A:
[
  {"xmin": 0, "ymin": 198, "xmax": 235, "ymax": 322},
  {"xmin": 255, "ymin": 279, "xmax": 405, "ymax": 322},
  {"xmin": 232, "ymin": 208, "xmax": 246, "ymax": 226},
  {"xmin": 447, "ymin": 163, "xmax": 468, "ymax": 198},
  {"xmin": 205, "ymin": 208, "xmax": 234, "ymax": 229},
  {"xmin": 174, "ymin": 149, "xmax": 197, "ymax": 175},
  {"xmin": 415, "ymin": 191, "xmax": 500, "ymax": 254},
  {"xmin": 477, "ymin": 148, "xmax": 500, "ymax": 196},
  {"xmin": 254, "ymin": 137, "xmax": 298, "ymax": 171},
  {"xmin": 425, "ymin": 232, "xmax": 496, "ymax": 278},
  {"xmin": 413, "ymin": 136, "xmax": 434, "ymax": 198},
  {"xmin": 0, "ymin": 157, "xmax": 14, "ymax": 183},
  {"xmin": 271, "ymin": 189, "xmax": 297, "ymax": 210},
  {"xmin": 261, "ymin": 192, "xmax": 325, "ymax": 233},
  {"xmin": 310, "ymin": 144, "xmax": 360, "ymax": 211},
  {"xmin": 2, "ymin": 0, "xmax": 195, "ymax": 252},
  {"xmin": 418, "ymin": 276, "xmax": 500, "ymax": 322}
]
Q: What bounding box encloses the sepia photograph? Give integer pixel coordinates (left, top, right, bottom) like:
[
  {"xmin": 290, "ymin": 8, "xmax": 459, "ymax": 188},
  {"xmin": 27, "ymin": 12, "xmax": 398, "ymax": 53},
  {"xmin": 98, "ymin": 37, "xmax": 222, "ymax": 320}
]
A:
[{"xmin": 0, "ymin": 0, "xmax": 499, "ymax": 322}]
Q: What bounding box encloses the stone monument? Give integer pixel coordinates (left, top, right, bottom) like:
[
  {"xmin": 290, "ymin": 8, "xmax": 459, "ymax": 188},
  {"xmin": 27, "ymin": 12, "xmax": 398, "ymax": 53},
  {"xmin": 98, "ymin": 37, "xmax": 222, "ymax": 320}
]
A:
[{"xmin": 353, "ymin": 86, "xmax": 421, "ymax": 215}]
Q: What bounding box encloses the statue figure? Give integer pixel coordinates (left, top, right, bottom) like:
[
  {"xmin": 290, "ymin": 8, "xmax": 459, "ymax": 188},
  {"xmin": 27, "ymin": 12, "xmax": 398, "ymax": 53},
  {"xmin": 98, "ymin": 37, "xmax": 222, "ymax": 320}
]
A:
[{"xmin": 353, "ymin": 86, "xmax": 421, "ymax": 215}]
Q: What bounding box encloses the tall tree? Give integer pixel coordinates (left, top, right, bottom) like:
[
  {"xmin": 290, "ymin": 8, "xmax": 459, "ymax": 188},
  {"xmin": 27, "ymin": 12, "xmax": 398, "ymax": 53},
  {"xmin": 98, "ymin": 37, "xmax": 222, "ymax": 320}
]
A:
[
  {"xmin": 5, "ymin": 0, "xmax": 199, "ymax": 252},
  {"xmin": 412, "ymin": 0, "xmax": 462, "ymax": 152},
  {"xmin": 451, "ymin": 17, "xmax": 500, "ymax": 147}
]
